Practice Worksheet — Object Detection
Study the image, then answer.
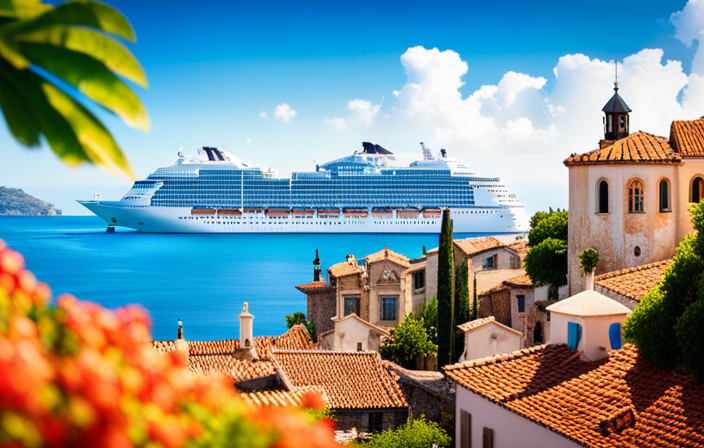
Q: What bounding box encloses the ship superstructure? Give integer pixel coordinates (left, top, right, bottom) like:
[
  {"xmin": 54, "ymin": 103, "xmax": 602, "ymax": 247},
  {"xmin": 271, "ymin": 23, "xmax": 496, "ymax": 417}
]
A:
[{"xmin": 79, "ymin": 143, "xmax": 529, "ymax": 233}]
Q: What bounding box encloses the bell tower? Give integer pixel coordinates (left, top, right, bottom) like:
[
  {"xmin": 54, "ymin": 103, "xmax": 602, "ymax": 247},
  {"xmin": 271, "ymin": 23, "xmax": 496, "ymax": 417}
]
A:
[{"xmin": 602, "ymin": 62, "xmax": 631, "ymax": 142}]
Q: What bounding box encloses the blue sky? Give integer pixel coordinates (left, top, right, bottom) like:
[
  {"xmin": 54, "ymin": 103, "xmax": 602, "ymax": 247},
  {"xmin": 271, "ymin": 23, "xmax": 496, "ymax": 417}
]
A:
[{"xmin": 1, "ymin": 0, "xmax": 700, "ymax": 215}]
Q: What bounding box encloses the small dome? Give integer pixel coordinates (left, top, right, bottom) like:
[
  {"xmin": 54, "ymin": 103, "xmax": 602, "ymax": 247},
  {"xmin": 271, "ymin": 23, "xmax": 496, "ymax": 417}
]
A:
[{"xmin": 546, "ymin": 290, "xmax": 631, "ymax": 317}]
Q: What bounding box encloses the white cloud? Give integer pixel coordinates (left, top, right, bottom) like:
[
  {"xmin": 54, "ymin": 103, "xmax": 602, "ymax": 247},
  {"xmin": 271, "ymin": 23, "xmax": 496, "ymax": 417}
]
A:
[
  {"xmin": 259, "ymin": 111, "xmax": 267, "ymax": 118},
  {"xmin": 324, "ymin": 99, "xmax": 382, "ymax": 131},
  {"xmin": 274, "ymin": 103, "xmax": 297, "ymax": 123},
  {"xmin": 671, "ymin": 0, "xmax": 704, "ymax": 74},
  {"xmin": 324, "ymin": 117, "xmax": 347, "ymax": 130}
]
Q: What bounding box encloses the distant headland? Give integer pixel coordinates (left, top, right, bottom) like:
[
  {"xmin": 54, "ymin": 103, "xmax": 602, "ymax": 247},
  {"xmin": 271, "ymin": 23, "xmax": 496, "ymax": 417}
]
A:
[{"xmin": 0, "ymin": 187, "xmax": 61, "ymax": 216}]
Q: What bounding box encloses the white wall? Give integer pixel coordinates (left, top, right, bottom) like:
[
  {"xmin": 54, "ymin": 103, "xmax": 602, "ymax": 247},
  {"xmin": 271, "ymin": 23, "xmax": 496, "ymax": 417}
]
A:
[
  {"xmin": 462, "ymin": 323, "xmax": 521, "ymax": 362},
  {"xmin": 549, "ymin": 312, "xmax": 628, "ymax": 362},
  {"xmin": 333, "ymin": 317, "xmax": 385, "ymax": 352},
  {"xmin": 455, "ymin": 386, "xmax": 580, "ymax": 448}
]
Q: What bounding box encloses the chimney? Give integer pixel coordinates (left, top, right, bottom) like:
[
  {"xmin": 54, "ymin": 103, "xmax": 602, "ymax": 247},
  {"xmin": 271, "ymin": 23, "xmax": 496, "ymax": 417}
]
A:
[
  {"xmin": 313, "ymin": 249, "xmax": 321, "ymax": 282},
  {"xmin": 236, "ymin": 302, "xmax": 258, "ymax": 360},
  {"xmin": 585, "ymin": 269, "xmax": 595, "ymax": 291},
  {"xmin": 177, "ymin": 318, "xmax": 183, "ymax": 339}
]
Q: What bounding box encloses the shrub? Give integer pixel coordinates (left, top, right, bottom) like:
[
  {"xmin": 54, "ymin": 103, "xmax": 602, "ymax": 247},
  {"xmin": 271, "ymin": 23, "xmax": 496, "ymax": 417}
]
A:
[
  {"xmin": 421, "ymin": 297, "xmax": 438, "ymax": 345},
  {"xmin": 364, "ymin": 416, "xmax": 451, "ymax": 448},
  {"xmin": 380, "ymin": 314, "xmax": 437, "ymax": 369},
  {"xmin": 286, "ymin": 311, "xmax": 317, "ymax": 341},
  {"xmin": 675, "ymin": 298, "xmax": 704, "ymax": 382},
  {"xmin": 0, "ymin": 240, "xmax": 338, "ymax": 447},
  {"xmin": 524, "ymin": 237, "xmax": 568, "ymax": 288},
  {"xmin": 579, "ymin": 248, "xmax": 599, "ymax": 274}
]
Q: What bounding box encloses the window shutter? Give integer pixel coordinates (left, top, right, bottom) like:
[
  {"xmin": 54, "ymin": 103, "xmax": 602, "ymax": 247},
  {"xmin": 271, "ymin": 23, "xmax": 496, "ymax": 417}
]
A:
[
  {"xmin": 609, "ymin": 323, "xmax": 622, "ymax": 350},
  {"xmin": 461, "ymin": 410, "xmax": 472, "ymax": 448},
  {"xmin": 568, "ymin": 322, "xmax": 582, "ymax": 350},
  {"xmin": 482, "ymin": 427, "xmax": 494, "ymax": 448}
]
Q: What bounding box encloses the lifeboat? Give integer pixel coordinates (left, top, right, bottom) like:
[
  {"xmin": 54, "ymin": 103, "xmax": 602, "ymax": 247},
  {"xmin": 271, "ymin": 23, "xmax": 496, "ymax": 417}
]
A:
[
  {"xmin": 343, "ymin": 207, "xmax": 369, "ymax": 218},
  {"xmin": 243, "ymin": 207, "xmax": 264, "ymax": 214},
  {"xmin": 218, "ymin": 209, "xmax": 242, "ymax": 217},
  {"xmin": 191, "ymin": 208, "xmax": 216, "ymax": 215},
  {"xmin": 292, "ymin": 208, "xmax": 315, "ymax": 218},
  {"xmin": 422, "ymin": 208, "xmax": 442, "ymax": 218},
  {"xmin": 372, "ymin": 207, "xmax": 393, "ymax": 218},
  {"xmin": 318, "ymin": 208, "xmax": 340, "ymax": 218},
  {"xmin": 266, "ymin": 208, "xmax": 290, "ymax": 217},
  {"xmin": 397, "ymin": 208, "xmax": 420, "ymax": 219}
]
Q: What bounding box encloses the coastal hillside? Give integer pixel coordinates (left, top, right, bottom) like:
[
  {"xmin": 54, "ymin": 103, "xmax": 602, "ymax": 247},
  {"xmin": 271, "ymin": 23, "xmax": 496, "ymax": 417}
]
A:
[{"xmin": 0, "ymin": 187, "xmax": 62, "ymax": 216}]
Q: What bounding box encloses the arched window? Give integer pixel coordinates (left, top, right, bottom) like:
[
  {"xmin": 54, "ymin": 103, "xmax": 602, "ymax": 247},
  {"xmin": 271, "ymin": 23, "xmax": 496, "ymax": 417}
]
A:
[
  {"xmin": 659, "ymin": 178, "xmax": 670, "ymax": 212},
  {"xmin": 692, "ymin": 177, "xmax": 704, "ymax": 203},
  {"xmin": 629, "ymin": 180, "xmax": 644, "ymax": 213},
  {"xmin": 598, "ymin": 180, "xmax": 609, "ymax": 213}
]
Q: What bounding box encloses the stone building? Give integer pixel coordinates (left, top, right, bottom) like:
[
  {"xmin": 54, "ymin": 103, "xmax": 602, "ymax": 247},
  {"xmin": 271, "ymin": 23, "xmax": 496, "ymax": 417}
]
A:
[{"xmin": 564, "ymin": 81, "xmax": 704, "ymax": 294}]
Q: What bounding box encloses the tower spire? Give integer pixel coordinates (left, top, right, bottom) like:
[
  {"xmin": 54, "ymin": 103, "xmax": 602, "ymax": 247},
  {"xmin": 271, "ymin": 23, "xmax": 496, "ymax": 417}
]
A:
[
  {"xmin": 601, "ymin": 61, "xmax": 631, "ymax": 142},
  {"xmin": 614, "ymin": 61, "xmax": 618, "ymax": 91}
]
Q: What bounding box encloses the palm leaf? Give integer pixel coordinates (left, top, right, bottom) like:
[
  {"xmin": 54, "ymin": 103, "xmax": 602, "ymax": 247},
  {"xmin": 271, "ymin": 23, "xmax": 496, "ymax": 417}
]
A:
[
  {"xmin": 0, "ymin": 63, "xmax": 89, "ymax": 166},
  {"xmin": 11, "ymin": 25, "xmax": 147, "ymax": 86},
  {"xmin": 0, "ymin": 67, "xmax": 41, "ymax": 146},
  {"xmin": 22, "ymin": 43, "xmax": 149, "ymax": 130},
  {"xmin": 0, "ymin": 0, "xmax": 51, "ymax": 19},
  {"xmin": 35, "ymin": 0, "xmax": 135, "ymax": 42}
]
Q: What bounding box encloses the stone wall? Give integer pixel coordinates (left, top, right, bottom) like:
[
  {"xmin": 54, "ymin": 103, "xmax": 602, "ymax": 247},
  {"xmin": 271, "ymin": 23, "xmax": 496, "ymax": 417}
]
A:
[
  {"xmin": 478, "ymin": 288, "xmax": 511, "ymax": 327},
  {"xmin": 307, "ymin": 289, "xmax": 337, "ymax": 336},
  {"xmin": 335, "ymin": 408, "xmax": 408, "ymax": 432},
  {"xmin": 387, "ymin": 363, "xmax": 455, "ymax": 424}
]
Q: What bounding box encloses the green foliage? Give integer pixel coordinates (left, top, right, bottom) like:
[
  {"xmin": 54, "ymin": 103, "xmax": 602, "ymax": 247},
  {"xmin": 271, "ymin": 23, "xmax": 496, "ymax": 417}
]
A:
[
  {"xmin": 0, "ymin": 0, "xmax": 149, "ymax": 178},
  {"xmin": 421, "ymin": 297, "xmax": 438, "ymax": 345},
  {"xmin": 286, "ymin": 311, "xmax": 316, "ymax": 342},
  {"xmin": 454, "ymin": 261, "xmax": 469, "ymax": 362},
  {"xmin": 303, "ymin": 408, "xmax": 336, "ymax": 421},
  {"xmin": 364, "ymin": 416, "xmax": 451, "ymax": 448},
  {"xmin": 379, "ymin": 314, "xmax": 437, "ymax": 369},
  {"xmin": 625, "ymin": 202, "xmax": 704, "ymax": 380},
  {"xmin": 437, "ymin": 209, "xmax": 454, "ymax": 368},
  {"xmin": 528, "ymin": 209, "xmax": 568, "ymax": 248},
  {"xmin": 579, "ymin": 248, "xmax": 599, "ymax": 274},
  {"xmin": 524, "ymin": 237, "xmax": 568, "ymax": 288}
]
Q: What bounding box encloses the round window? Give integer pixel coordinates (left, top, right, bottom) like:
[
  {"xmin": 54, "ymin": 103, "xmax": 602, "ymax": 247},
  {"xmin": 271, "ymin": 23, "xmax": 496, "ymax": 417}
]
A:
[{"xmin": 634, "ymin": 246, "xmax": 641, "ymax": 257}]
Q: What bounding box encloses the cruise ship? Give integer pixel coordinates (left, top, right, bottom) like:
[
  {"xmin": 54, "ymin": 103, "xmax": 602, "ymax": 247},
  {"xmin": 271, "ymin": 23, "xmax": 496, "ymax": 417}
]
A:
[{"xmin": 79, "ymin": 142, "xmax": 529, "ymax": 233}]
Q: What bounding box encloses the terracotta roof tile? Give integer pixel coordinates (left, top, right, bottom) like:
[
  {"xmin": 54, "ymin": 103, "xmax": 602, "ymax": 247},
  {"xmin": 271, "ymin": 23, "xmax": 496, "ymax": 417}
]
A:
[
  {"xmin": 151, "ymin": 325, "xmax": 315, "ymax": 382},
  {"xmin": 564, "ymin": 132, "xmax": 682, "ymax": 166},
  {"xmin": 272, "ymin": 350, "xmax": 408, "ymax": 410},
  {"xmin": 239, "ymin": 386, "xmax": 328, "ymax": 408},
  {"xmin": 479, "ymin": 283, "xmax": 509, "ymax": 296},
  {"xmin": 295, "ymin": 281, "xmax": 335, "ymax": 292},
  {"xmin": 670, "ymin": 117, "xmax": 704, "ymax": 158},
  {"xmin": 595, "ymin": 260, "xmax": 671, "ymax": 302},
  {"xmin": 457, "ymin": 316, "xmax": 497, "ymax": 332},
  {"xmin": 445, "ymin": 344, "xmax": 704, "ymax": 448},
  {"xmin": 454, "ymin": 237, "xmax": 505, "ymax": 257},
  {"xmin": 364, "ymin": 247, "xmax": 411, "ymax": 268},
  {"xmin": 503, "ymin": 274, "xmax": 532, "ymax": 287},
  {"xmin": 328, "ymin": 259, "xmax": 364, "ymax": 278},
  {"xmin": 507, "ymin": 240, "xmax": 529, "ymax": 260}
]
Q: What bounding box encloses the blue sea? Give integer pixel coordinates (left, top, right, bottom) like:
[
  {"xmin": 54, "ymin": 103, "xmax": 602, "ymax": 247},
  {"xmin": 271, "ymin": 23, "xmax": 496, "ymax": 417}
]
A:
[{"xmin": 0, "ymin": 216, "xmax": 493, "ymax": 341}]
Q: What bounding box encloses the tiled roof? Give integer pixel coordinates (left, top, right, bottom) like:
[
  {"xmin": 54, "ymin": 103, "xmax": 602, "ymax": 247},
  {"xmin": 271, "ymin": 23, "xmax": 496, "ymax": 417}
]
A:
[
  {"xmin": 479, "ymin": 283, "xmax": 509, "ymax": 296},
  {"xmin": 151, "ymin": 325, "xmax": 315, "ymax": 382},
  {"xmin": 445, "ymin": 344, "xmax": 704, "ymax": 448},
  {"xmin": 670, "ymin": 117, "xmax": 704, "ymax": 158},
  {"xmin": 564, "ymin": 131, "xmax": 682, "ymax": 166},
  {"xmin": 457, "ymin": 316, "xmax": 522, "ymax": 336},
  {"xmin": 271, "ymin": 350, "xmax": 408, "ymax": 410},
  {"xmin": 507, "ymin": 240, "xmax": 529, "ymax": 260},
  {"xmin": 503, "ymin": 274, "xmax": 532, "ymax": 287},
  {"xmin": 239, "ymin": 386, "xmax": 328, "ymax": 408},
  {"xmin": 595, "ymin": 260, "xmax": 671, "ymax": 302},
  {"xmin": 364, "ymin": 247, "xmax": 411, "ymax": 268},
  {"xmin": 295, "ymin": 281, "xmax": 335, "ymax": 293},
  {"xmin": 454, "ymin": 237, "xmax": 505, "ymax": 257},
  {"xmin": 328, "ymin": 259, "xmax": 364, "ymax": 278}
]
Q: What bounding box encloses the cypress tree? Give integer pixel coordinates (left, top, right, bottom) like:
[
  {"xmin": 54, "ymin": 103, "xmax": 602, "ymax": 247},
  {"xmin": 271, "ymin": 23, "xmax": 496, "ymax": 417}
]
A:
[
  {"xmin": 437, "ymin": 208, "xmax": 455, "ymax": 368},
  {"xmin": 454, "ymin": 260, "xmax": 469, "ymax": 362}
]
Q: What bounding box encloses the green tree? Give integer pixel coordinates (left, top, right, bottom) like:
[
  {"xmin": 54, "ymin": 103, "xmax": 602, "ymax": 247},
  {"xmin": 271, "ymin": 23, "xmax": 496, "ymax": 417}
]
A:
[
  {"xmin": 364, "ymin": 416, "xmax": 451, "ymax": 448},
  {"xmin": 379, "ymin": 314, "xmax": 437, "ymax": 369},
  {"xmin": 524, "ymin": 209, "xmax": 569, "ymax": 298},
  {"xmin": 453, "ymin": 261, "xmax": 469, "ymax": 362},
  {"xmin": 625, "ymin": 203, "xmax": 704, "ymax": 379},
  {"xmin": 0, "ymin": 0, "xmax": 149, "ymax": 178},
  {"xmin": 437, "ymin": 208, "xmax": 454, "ymax": 368},
  {"xmin": 421, "ymin": 297, "xmax": 438, "ymax": 345},
  {"xmin": 286, "ymin": 311, "xmax": 316, "ymax": 342}
]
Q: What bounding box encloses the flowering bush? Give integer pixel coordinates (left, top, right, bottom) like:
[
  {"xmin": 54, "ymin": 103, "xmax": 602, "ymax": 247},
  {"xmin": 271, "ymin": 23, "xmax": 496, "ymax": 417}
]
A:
[{"xmin": 0, "ymin": 240, "xmax": 338, "ymax": 448}]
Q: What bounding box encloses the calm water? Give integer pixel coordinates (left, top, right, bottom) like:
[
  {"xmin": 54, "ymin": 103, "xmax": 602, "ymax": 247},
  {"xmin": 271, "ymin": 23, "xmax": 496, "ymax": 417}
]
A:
[{"xmin": 0, "ymin": 216, "xmax": 493, "ymax": 341}]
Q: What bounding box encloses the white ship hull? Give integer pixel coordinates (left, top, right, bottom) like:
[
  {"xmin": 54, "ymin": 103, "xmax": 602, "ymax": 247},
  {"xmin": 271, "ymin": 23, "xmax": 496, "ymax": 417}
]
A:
[{"xmin": 79, "ymin": 202, "xmax": 529, "ymax": 234}]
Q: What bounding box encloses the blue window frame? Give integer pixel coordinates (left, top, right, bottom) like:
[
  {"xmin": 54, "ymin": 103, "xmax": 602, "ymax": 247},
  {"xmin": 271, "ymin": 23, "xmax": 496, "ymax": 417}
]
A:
[
  {"xmin": 609, "ymin": 322, "xmax": 622, "ymax": 350},
  {"xmin": 567, "ymin": 322, "xmax": 582, "ymax": 350},
  {"xmin": 381, "ymin": 296, "xmax": 397, "ymax": 321}
]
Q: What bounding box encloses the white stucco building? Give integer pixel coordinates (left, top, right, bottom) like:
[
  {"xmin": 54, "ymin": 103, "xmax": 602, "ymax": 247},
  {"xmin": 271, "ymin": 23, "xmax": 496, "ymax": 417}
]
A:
[{"xmin": 457, "ymin": 316, "xmax": 522, "ymax": 362}]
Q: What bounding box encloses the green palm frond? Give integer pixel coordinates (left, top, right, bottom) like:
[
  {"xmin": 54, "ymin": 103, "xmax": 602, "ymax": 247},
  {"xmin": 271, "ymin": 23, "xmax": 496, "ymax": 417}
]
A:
[{"xmin": 0, "ymin": 0, "xmax": 148, "ymax": 179}]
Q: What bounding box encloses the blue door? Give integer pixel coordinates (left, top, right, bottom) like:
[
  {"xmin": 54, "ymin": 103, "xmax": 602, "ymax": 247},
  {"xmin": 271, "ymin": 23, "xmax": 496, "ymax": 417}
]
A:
[
  {"xmin": 567, "ymin": 322, "xmax": 582, "ymax": 350},
  {"xmin": 609, "ymin": 323, "xmax": 622, "ymax": 350}
]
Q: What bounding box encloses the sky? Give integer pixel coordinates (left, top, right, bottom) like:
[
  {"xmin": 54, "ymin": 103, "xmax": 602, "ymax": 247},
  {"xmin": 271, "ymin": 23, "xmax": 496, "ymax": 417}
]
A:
[{"xmin": 1, "ymin": 0, "xmax": 703, "ymax": 215}]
